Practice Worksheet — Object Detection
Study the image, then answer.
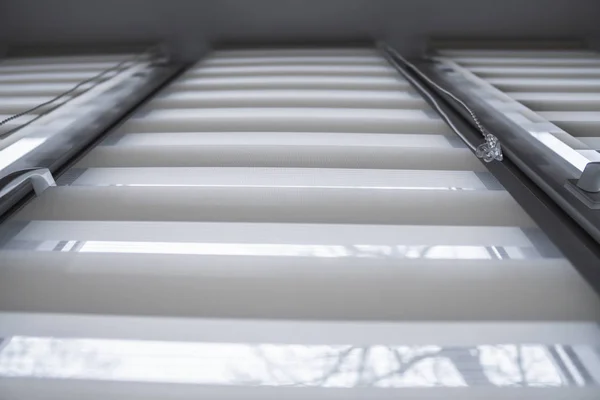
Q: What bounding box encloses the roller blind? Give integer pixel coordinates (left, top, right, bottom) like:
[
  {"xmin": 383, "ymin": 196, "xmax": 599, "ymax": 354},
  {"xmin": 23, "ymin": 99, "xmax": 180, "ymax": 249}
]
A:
[{"xmin": 0, "ymin": 47, "xmax": 598, "ymax": 399}]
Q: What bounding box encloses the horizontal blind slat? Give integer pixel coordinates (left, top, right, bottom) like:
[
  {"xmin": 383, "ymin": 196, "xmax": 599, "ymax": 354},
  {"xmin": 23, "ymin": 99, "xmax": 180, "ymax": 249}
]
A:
[
  {"xmin": 65, "ymin": 167, "xmax": 495, "ymax": 190},
  {"xmin": 76, "ymin": 145, "xmax": 483, "ymax": 170},
  {"xmin": 149, "ymin": 89, "xmax": 425, "ymax": 109},
  {"xmin": 171, "ymin": 75, "xmax": 409, "ymax": 90},
  {"xmin": 13, "ymin": 187, "xmax": 534, "ymax": 226},
  {"xmin": 188, "ymin": 64, "xmax": 397, "ymax": 77},
  {"xmin": 9, "ymin": 221, "xmax": 533, "ymax": 246},
  {"xmin": 0, "ymin": 252, "xmax": 594, "ymax": 322},
  {"xmin": 119, "ymin": 107, "xmax": 448, "ymax": 134}
]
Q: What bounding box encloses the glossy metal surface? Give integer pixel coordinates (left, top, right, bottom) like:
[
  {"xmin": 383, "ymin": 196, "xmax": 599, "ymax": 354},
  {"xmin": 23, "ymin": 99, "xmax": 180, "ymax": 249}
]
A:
[
  {"xmin": 0, "ymin": 53, "xmax": 183, "ymax": 217},
  {"xmin": 0, "ymin": 168, "xmax": 55, "ymax": 198},
  {"xmin": 410, "ymin": 60, "xmax": 600, "ymax": 247},
  {"xmin": 578, "ymin": 162, "xmax": 600, "ymax": 193}
]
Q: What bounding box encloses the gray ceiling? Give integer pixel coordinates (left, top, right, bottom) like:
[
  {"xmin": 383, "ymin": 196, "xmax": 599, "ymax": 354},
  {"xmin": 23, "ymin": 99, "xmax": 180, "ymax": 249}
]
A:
[{"xmin": 1, "ymin": 0, "xmax": 600, "ymax": 61}]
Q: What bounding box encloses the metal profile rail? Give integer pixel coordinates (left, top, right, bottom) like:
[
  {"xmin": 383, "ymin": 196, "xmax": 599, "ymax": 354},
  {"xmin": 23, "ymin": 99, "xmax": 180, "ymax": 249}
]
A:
[
  {"xmin": 0, "ymin": 47, "xmax": 185, "ymax": 217},
  {"xmin": 381, "ymin": 43, "xmax": 600, "ymax": 292},
  {"xmin": 0, "ymin": 168, "xmax": 55, "ymax": 199},
  {"xmin": 393, "ymin": 45, "xmax": 600, "ymax": 248},
  {"xmin": 428, "ymin": 45, "xmax": 600, "ymax": 198},
  {"xmin": 429, "ymin": 48, "xmax": 600, "ymax": 193}
]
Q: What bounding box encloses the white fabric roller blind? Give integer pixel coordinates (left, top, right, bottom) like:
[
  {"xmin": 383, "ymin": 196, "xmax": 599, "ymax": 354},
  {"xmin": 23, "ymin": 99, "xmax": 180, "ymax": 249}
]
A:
[{"xmin": 0, "ymin": 47, "xmax": 599, "ymax": 399}]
